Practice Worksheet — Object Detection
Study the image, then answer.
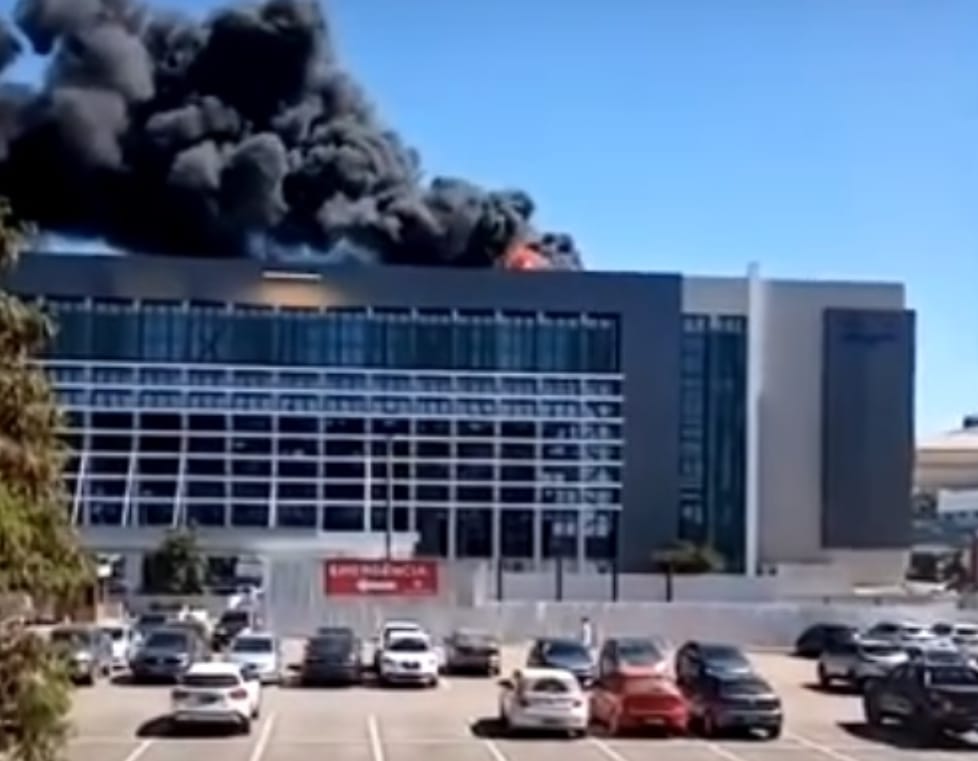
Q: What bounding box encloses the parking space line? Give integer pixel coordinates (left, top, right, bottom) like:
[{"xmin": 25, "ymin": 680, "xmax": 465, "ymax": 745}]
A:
[
  {"xmin": 482, "ymin": 737, "xmax": 508, "ymax": 761},
  {"xmin": 121, "ymin": 739, "xmax": 153, "ymax": 761},
  {"xmin": 704, "ymin": 742, "xmax": 752, "ymax": 761},
  {"xmin": 787, "ymin": 732, "xmax": 861, "ymax": 761},
  {"xmin": 247, "ymin": 714, "xmax": 276, "ymax": 761},
  {"xmin": 368, "ymin": 714, "xmax": 385, "ymax": 761},
  {"xmin": 588, "ymin": 737, "xmax": 629, "ymax": 761}
]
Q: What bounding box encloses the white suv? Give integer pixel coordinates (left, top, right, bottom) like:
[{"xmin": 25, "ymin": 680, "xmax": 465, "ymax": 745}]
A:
[{"xmin": 170, "ymin": 662, "xmax": 262, "ymax": 733}]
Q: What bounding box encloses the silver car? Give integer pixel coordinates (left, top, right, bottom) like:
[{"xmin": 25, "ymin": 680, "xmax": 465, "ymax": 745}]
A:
[{"xmin": 817, "ymin": 638, "xmax": 907, "ymax": 689}]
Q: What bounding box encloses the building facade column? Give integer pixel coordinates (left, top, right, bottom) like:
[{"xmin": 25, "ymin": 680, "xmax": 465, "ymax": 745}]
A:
[{"xmin": 745, "ymin": 262, "xmax": 766, "ymax": 576}]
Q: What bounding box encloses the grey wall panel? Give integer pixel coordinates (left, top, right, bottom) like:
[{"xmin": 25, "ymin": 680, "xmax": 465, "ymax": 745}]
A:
[{"xmin": 821, "ymin": 308, "xmax": 915, "ymax": 549}]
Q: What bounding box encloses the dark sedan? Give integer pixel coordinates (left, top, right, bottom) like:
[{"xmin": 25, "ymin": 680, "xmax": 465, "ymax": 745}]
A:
[
  {"xmin": 443, "ymin": 629, "xmax": 500, "ymax": 676},
  {"xmin": 527, "ymin": 638, "xmax": 596, "ymax": 686},
  {"xmin": 299, "ymin": 630, "xmax": 362, "ymax": 686},
  {"xmin": 129, "ymin": 627, "xmax": 203, "ymax": 683}
]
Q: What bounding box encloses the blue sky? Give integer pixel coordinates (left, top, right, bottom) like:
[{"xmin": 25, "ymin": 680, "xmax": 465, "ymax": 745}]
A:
[{"xmin": 4, "ymin": 0, "xmax": 976, "ymax": 437}]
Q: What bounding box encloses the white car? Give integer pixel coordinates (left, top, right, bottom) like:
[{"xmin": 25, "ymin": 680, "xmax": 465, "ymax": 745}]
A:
[
  {"xmin": 378, "ymin": 631, "xmax": 440, "ymax": 687},
  {"xmin": 170, "ymin": 662, "xmax": 262, "ymax": 733},
  {"xmin": 497, "ymin": 668, "xmax": 588, "ymax": 737},
  {"xmin": 99, "ymin": 621, "xmax": 135, "ymax": 670},
  {"xmin": 226, "ymin": 632, "xmax": 281, "ymax": 684}
]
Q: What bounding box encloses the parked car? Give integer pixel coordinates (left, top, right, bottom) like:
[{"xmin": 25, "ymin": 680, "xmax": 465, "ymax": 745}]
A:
[
  {"xmin": 863, "ymin": 660, "xmax": 978, "ymax": 745},
  {"xmin": 227, "ymin": 632, "xmax": 281, "ymax": 685},
  {"xmin": 443, "ymin": 629, "xmax": 500, "ymax": 676},
  {"xmin": 685, "ymin": 673, "xmax": 783, "ymax": 739},
  {"xmin": 527, "ymin": 638, "xmax": 596, "ymax": 687},
  {"xmin": 372, "ymin": 620, "xmax": 425, "ymax": 671},
  {"xmin": 211, "ymin": 608, "xmax": 257, "ymax": 650},
  {"xmin": 591, "ymin": 673, "xmax": 688, "ymax": 735},
  {"xmin": 866, "ymin": 621, "xmax": 935, "ymax": 648},
  {"xmin": 100, "ymin": 621, "xmax": 136, "ymax": 671},
  {"xmin": 597, "ymin": 636, "xmax": 670, "ymax": 678},
  {"xmin": 170, "ymin": 662, "xmax": 261, "ymax": 734},
  {"xmin": 497, "ymin": 668, "xmax": 588, "ymax": 737},
  {"xmin": 50, "ymin": 625, "xmax": 113, "ymax": 685},
  {"xmin": 794, "ymin": 623, "xmax": 857, "ymax": 658},
  {"xmin": 675, "ymin": 642, "xmax": 754, "ymax": 689},
  {"xmin": 130, "ymin": 626, "xmax": 206, "ymax": 683},
  {"xmin": 378, "ymin": 631, "xmax": 440, "ymax": 687},
  {"xmin": 817, "ymin": 638, "xmax": 907, "ymax": 690},
  {"xmin": 299, "ymin": 629, "xmax": 362, "ymax": 686},
  {"xmin": 950, "ymin": 623, "xmax": 978, "ymax": 656}
]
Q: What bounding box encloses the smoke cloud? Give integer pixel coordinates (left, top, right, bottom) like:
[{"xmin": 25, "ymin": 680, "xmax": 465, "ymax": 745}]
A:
[{"xmin": 0, "ymin": 0, "xmax": 582, "ymax": 269}]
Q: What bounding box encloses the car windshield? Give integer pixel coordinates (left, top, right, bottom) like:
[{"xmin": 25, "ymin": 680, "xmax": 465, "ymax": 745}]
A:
[
  {"xmin": 220, "ymin": 611, "xmax": 249, "ymax": 626},
  {"xmin": 232, "ymin": 637, "xmax": 273, "ymax": 654},
  {"xmin": 923, "ymin": 650, "xmax": 966, "ymax": 666},
  {"xmin": 456, "ymin": 631, "xmax": 495, "ymax": 647},
  {"xmin": 621, "ymin": 676, "xmax": 673, "ymax": 695},
  {"xmin": 543, "ymin": 640, "xmax": 590, "ymax": 660},
  {"xmin": 138, "ymin": 614, "xmax": 166, "ymax": 627},
  {"xmin": 51, "ymin": 629, "xmax": 91, "ymax": 647},
  {"xmin": 860, "ymin": 643, "xmax": 901, "ymax": 657},
  {"xmin": 387, "ymin": 638, "xmax": 429, "ymax": 653},
  {"xmin": 144, "ymin": 631, "xmax": 189, "ymax": 650},
  {"xmin": 309, "ymin": 635, "xmax": 352, "ymax": 655},
  {"xmin": 102, "ymin": 627, "xmax": 126, "ymax": 641},
  {"xmin": 720, "ymin": 678, "xmax": 770, "ymax": 696},
  {"xmin": 527, "ymin": 677, "xmax": 573, "ymax": 693},
  {"xmin": 701, "ymin": 645, "xmax": 748, "ymax": 665},
  {"xmin": 901, "ymin": 624, "xmax": 927, "ymax": 636},
  {"xmin": 927, "ymin": 667, "xmax": 978, "ymax": 687},
  {"xmin": 954, "ymin": 626, "xmax": 978, "ymax": 638},
  {"xmin": 869, "ymin": 623, "xmax": 899, "ymax": 635},
  {"xmin": 932, "ymin": 623, "xmax": 953, "ymax": 636},
  {"xmin": 617, "ymin": 639, "xmax": 662, "ymax": 665}
]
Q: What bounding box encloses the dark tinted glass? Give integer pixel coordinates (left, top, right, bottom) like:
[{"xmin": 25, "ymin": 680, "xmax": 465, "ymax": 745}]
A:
[
  {"xmin": 720, "ymin": 678, "xmax": 770, "ymax": 696},
  {"xmin": 543, "ymin": 640, "xmax": 590, "ymax": 659},
  {"xmin": 617, "ymin": 639, "xmax": 663, "ymax": 665},
  {"xmin": 700, "ymin": 645, "xmax": 747, "ymax": 663},
  {"xmin": 144, "ymin": 631, "xmax": 189, "ymax": 650},
  {"xmin": 928, "ymin": 667, "xmax": 978, "ymax": 686},
  {"xmin": 387, "ymin": 638, "xmax": 429, "ymax": 653}
]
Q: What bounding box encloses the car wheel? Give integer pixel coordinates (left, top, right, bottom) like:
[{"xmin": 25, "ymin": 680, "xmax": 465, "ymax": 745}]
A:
[
  {"xmin": 863, "ymin": 696, "xmax": 883, "ymax": 728},
  {"xmin": 239, "ymin": 718, "xmax": 251, "ymax": 736},
  {"xmin": 702, "ymin": 712, "xmax": 717, "ymax": 738},
  {"xmin": 768, "ymin": 724, "xmax": 782, "ymax": 740},
  {"xmin": 606, "ymin": 711, "xmax": 620, "ymax": 736},
  {"xmin": 568, "ymin": 729, "xmax": 586, "ymax": 739},
  {"xmin": 817, "ymin": 664, "xmax": 830, "ymax": 688},
  {"xmin": 912, "ymin": 717, "xmax": 940, "ymax": 748}
]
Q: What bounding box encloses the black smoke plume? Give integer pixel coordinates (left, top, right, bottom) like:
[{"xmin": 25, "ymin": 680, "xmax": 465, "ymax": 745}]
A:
[{"xmin": 0, "ymin": 0, "xmax": 582, "ymax": 269}]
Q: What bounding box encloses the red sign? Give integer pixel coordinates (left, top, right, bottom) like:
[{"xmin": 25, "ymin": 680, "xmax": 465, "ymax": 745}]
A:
[{"xmin": 324, "ymin": 559, "xmax": 439, "ymax": 597}]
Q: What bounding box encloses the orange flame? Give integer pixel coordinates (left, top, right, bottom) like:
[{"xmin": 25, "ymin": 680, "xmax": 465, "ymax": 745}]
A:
[{"xmin": 502, "ymin": 243, "xmax": 550, "ymax": 271}]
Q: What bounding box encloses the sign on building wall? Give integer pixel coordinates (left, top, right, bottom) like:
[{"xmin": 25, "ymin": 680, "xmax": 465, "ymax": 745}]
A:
[{"xmin": 323, "ymin": 559, "xmax": 439, "ymax": 597}]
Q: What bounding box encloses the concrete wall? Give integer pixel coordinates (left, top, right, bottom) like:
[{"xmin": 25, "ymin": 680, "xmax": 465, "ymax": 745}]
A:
[{"xmin": 757, "ymin": 280, "xmax": 905, "ymax": 566}]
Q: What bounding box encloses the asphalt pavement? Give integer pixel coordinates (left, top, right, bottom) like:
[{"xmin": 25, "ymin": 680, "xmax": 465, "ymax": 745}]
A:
[{"xmin": 64, "ymin": 649, "xmax": 978, "ymax": 761}]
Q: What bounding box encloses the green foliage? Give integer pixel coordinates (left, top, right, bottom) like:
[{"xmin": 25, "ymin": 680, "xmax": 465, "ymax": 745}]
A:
[
  {"xmin": 0, "ymin": 197, "xmax": 93, "ymax": 761},
  {"xmin": 142, "ymin": 529, "xmax": 206, "ymax": 594},
  {"xmin": 651, "ymin": 541, "xmax": 726, "ymax": 575}
]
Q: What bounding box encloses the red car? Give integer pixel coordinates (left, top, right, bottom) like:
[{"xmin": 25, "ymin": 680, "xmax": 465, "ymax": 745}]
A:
[{"xmin": 591, "ymin": 674, "xmax": 689, "ymax": 735}]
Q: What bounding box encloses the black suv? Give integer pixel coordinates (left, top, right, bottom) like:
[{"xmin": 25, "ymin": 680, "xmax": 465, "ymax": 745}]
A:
[{"xmin": 863, "ymin": 660, "xmax": 978, "ymax": 745}]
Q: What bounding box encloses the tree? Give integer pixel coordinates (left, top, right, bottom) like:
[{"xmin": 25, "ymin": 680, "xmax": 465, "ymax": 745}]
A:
[
  {"xmin": 0, "ymin": 197, "xmax": 94, "ymax": 761},
  {"xmin": 651, "ymin": 541, "xmax": 726, "ymax": 575},
  {"xmin": 142, "ymin": 528, "xmax": 206, "ymax": 595}
]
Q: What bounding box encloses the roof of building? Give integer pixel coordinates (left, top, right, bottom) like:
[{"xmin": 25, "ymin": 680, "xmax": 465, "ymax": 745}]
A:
[{"xmin": 918, "ymin": 425, "xmax": 978, "ymax": 453}]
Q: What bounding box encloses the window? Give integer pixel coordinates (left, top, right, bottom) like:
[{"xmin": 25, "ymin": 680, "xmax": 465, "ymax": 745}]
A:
[
  {"xmin": 500, "ymin": 510, "xmax": 534, "ymax": 558},
  {"xmin": 456, "ymin": 509, "xmax": 492, "ymax": 558},
  {"xmin": 416, "ymin": 507, "xmax": 448, "ymax": 557}
]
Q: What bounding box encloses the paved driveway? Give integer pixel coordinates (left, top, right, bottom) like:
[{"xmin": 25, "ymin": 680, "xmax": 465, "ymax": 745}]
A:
[{"xmin": 65, "ymin": 650, "xmax": 977, "ymax": 761}]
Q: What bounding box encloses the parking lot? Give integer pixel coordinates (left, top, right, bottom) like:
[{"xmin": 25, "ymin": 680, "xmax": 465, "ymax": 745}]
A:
[{"xmin": 66, "ymin": 648, "xmax": 977, "ymax": 761}]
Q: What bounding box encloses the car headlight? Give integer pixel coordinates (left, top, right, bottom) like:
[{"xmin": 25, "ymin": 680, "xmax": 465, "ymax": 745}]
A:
[{"xmin": 381, "ymin": 657, "xmax": 396, "ymax": 668}]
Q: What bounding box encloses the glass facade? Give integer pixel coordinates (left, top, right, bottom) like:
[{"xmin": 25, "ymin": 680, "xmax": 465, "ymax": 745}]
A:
[
  {"xmin": 41, "ymin": 297, "xmax": 625, "ymax": 566},
  {"xmin": 678, "ymin": 314, "xmax": 747, "ymax": 571},
  {"xmin": 42, "ymin": 299, "xmax": 619, "ymax": 373}
]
